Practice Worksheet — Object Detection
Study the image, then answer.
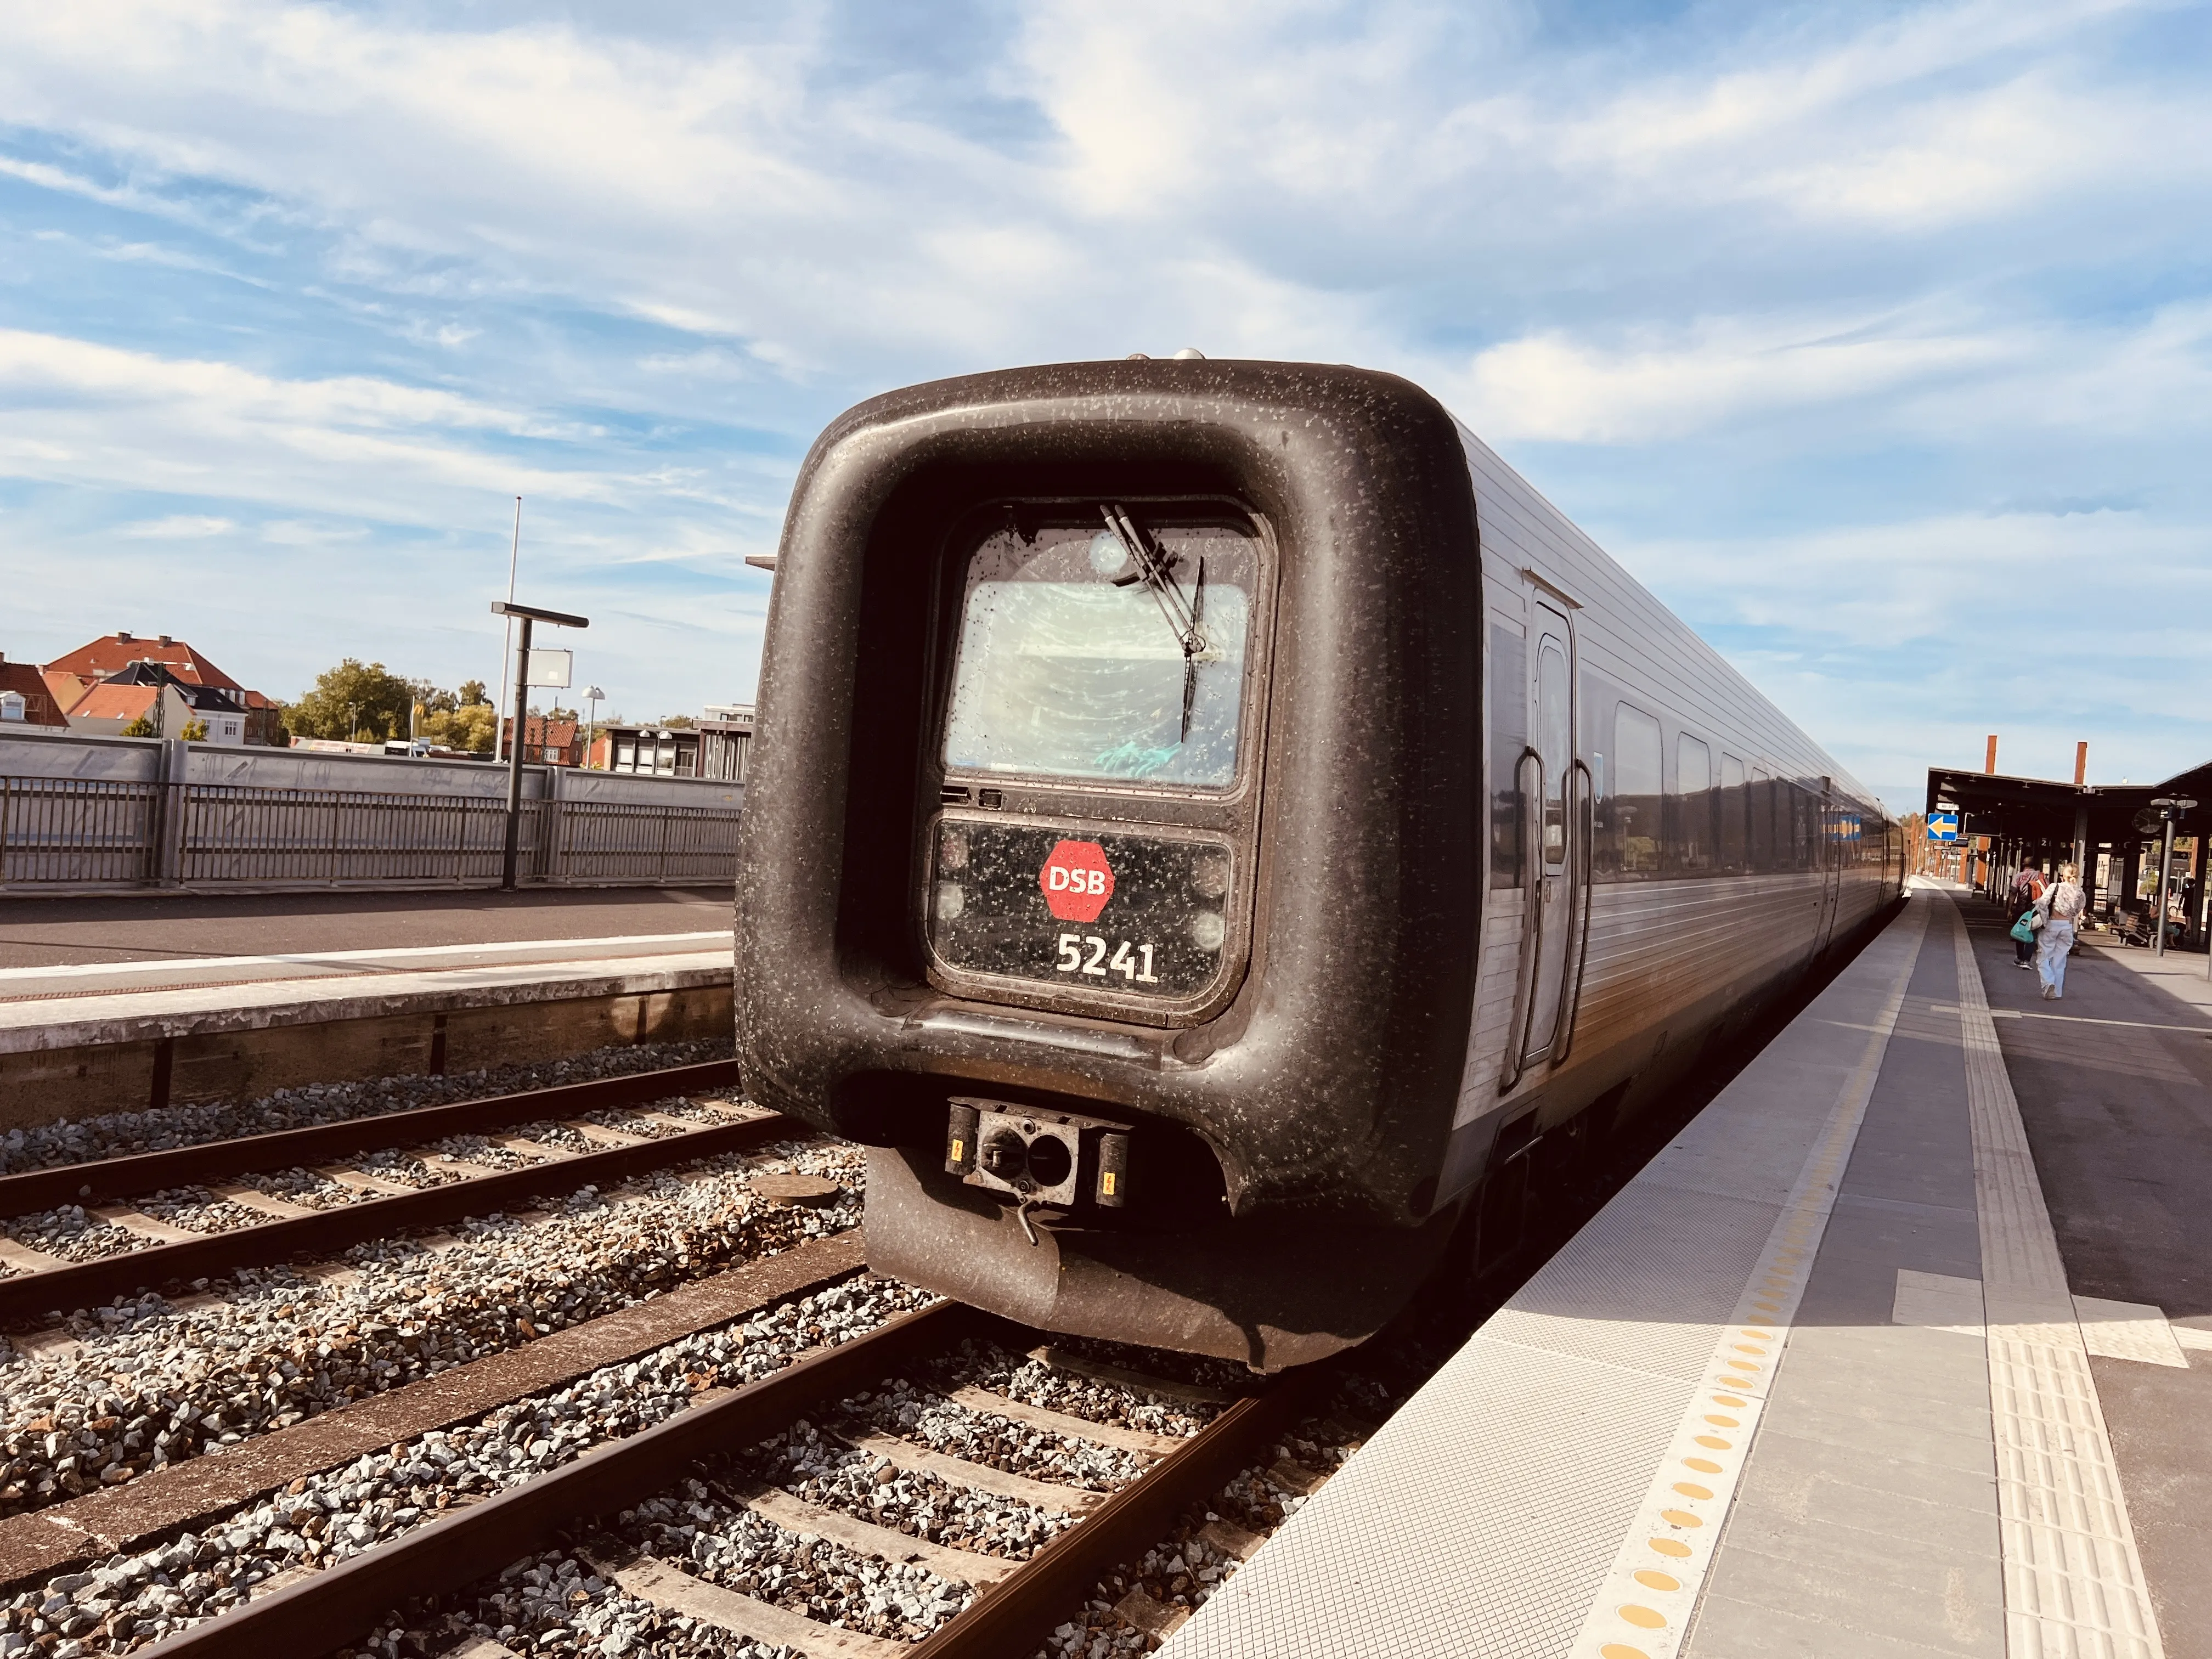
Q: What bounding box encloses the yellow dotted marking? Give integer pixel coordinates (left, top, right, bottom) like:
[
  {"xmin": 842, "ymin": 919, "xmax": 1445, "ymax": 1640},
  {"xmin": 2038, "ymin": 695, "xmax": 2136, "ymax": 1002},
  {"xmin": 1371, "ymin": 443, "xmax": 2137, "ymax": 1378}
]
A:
[
  {"xmin": 1673, "ymin": 1482, "xmax": 1713, "ymax": 1500},
  {"xmin": 1746, "ymin": 1313, "xmax": 1778, "ymax": 1324},
  {"xmin": 1726, "ymin": 1359, "xmax": 1762, "ymax": 1372},
  {"xmin": 1684, "ymin": 1458, "xmax": 1722, "ymax": 1474},
  {"xmin": 1600, "ymin": 1646, "xmax": 1650, "ymax": 1659},
  {"xmin": 1634, "ymin": 1570, "xmax": 1681, "ymax": 1593},
  {"xmin": 1712, "ymin": 1395, "xmax": 1747, "ymax": 1408},
  {"xmin": 1730, "ymin": 1344, "xmax": 1765, "ymax": 1356},
  {"xmin": 1695, "ymin": 1435, "xmax": 1731, "ymax": 1450},
  {"xmin": 1620, "ymin": 1605, "xmax": 1667, "ymax": 1630},
  {"xmin": 1660, "ymin": 1509, "xmax": 1704, "ymax": 1528},
  {"xmin": 1739, "ymin": 1328, "xmax": 1773, "ymax": 1340},
  {"xmin": 1649, "ymin": 1538, "xmax": 1692, "ymax": 1558},
  {"xmin": 1704, "ymin": 1415, "xmax": 1739, "ymax": 1429}
]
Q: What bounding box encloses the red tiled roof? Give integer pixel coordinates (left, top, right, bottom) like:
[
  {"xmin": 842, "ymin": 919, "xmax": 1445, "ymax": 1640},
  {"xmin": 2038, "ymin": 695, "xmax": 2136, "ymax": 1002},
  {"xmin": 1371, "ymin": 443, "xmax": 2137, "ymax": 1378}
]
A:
[
  {"xmin": 43, "ymin": 633, "xmax": 244, "ymax": 692},
  {"xmin": 69, "ymin": 684, "xmax": 161, "ymax": 722},
  {"xmin": 0, "ymin": 661, "xmax": 71, "ymax": 726}
]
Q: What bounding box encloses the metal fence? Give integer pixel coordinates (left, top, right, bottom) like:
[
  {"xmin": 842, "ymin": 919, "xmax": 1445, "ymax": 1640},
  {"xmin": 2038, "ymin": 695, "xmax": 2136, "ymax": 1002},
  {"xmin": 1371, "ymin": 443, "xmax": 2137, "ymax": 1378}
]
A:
[
  {"xmin": 2, "ymin": 776, "xmax": 162, "ymax": 885},
  {"xmin": 0, "ymin": 768, "xmax": 743, "ymax": 892}
]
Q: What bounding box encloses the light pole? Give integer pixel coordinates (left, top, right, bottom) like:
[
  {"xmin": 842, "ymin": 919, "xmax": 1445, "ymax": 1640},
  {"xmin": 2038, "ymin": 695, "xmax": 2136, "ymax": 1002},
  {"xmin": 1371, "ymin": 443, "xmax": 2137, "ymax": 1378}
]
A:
[
  {"xmin": 494, "ymin": 496, "xmax": 523, "ymax": 763},
  {"xmin": 2148, "ymin": 798, "xmax": 2197, "ymax": 957},
  {"xmin": 492, "ymin": 599, "xmax": 590, "ymax": 890},
  {"xmin": 584, "ymin": 685, "xmax": 605, "ymax": 769},
  {"xmin": 346, "ymin": 702, "xmax": 360, "ymax": 744}
]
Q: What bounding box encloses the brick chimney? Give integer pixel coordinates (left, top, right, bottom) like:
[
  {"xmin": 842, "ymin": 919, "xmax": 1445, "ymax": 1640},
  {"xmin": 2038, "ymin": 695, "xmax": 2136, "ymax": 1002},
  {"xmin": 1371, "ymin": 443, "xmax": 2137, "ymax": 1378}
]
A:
[{"xmin": 117, "ymin": 631, "xmax": 134, "ymax": 642}]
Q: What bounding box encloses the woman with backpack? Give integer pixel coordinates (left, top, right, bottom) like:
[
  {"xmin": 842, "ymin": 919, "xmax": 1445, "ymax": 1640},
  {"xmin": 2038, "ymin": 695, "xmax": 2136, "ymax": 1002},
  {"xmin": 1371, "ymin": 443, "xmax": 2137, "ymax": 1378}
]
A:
[
  {"xmin": 2036, "ymin": 864, "xmax": 2087, "ymax": 1000},
  {"xmin": 2011, "ymin": 866, "xmax": 2047, "ymax": 968}
]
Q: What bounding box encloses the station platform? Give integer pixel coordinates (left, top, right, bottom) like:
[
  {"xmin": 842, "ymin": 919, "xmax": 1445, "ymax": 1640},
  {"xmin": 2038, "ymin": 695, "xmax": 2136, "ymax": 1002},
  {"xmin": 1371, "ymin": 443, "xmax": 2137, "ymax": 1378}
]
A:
[
  {"xmin": 0, "ymin": 890, "xmax": 736, "ymax": 1125},
  {"xmin": 1169, "ymin": 883, "xmax": 2208, "ymax": 1658}
]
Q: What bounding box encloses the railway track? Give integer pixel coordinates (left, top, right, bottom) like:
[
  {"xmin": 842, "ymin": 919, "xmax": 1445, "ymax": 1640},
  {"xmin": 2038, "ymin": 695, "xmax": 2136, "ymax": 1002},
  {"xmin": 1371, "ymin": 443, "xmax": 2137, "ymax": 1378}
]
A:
[
  {"xmin": 120, "ymin": 1286, "xmax": 1345, "ymax": 1659},
  {"xmin": 0, "ymin": 1060, "xmax": 798, "ymax": 1328}
]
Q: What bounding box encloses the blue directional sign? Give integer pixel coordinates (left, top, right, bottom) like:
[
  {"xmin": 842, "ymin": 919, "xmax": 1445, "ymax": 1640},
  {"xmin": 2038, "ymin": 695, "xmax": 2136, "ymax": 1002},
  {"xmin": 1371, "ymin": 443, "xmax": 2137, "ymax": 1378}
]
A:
[{"xmin": 1927, "ymin": 811, "xmax": 1959, "ymax": 842}]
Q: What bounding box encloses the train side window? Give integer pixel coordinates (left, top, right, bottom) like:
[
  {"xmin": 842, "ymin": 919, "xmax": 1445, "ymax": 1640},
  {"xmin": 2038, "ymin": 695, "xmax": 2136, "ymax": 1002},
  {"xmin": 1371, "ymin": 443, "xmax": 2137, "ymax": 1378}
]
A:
[
  {"xmin": 1535, "ymin": 640, "xmax": 1570, "ymax": 867},
  {"xmin": 1487, "ymin": 620, "xmax": 1527, "ymax": 890},
  {"xmin": 1750, "ymin": 766, "xmax": 1773, "ymax": 871},
  {"xmin": 1613, "ymin": 703, "xmax": 1663, "ymax": 876},
  {"xmin": 1673, "ymin": 733, "xmax": 1714, "ymax": 873},
  {"xmin": 1719, "ymin": 753, "xmax": 1746, "ymax": 868}
]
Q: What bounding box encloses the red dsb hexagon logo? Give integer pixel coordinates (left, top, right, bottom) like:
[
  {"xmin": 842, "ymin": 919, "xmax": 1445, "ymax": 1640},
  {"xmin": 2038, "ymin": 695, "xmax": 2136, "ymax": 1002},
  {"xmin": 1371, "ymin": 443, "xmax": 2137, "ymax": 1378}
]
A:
[{"xmin": 1039, "ymin": 840, "xmax": 1115, "ymax": 923}]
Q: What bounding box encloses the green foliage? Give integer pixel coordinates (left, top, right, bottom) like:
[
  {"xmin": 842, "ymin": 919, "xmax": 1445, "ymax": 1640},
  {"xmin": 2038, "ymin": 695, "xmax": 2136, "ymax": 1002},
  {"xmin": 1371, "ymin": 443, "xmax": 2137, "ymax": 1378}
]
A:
[
  {"xmin": 659, "ymin": 714, "xmax": 697, "ymax": 729},
  {"xmin": 179, "ymin": 718, "xmax": 210, "ymax": 742},
  {"xmin": 120, "ymin": 712, "xmax": 159, "ymax": 738},
  {"xmin": 284, "ymin": 659, "xmax": 419, "ymax": 742},
  {"xmin": 456, "ymin": 679, "xmax": 489, "ymax": 707},
  {"xmin": 420, "ymin": 703, "xmax": 498, "ymax": 753},
  {"xmin": 545, "ymin": 705, "xmax": 579, "ymax": 724}
]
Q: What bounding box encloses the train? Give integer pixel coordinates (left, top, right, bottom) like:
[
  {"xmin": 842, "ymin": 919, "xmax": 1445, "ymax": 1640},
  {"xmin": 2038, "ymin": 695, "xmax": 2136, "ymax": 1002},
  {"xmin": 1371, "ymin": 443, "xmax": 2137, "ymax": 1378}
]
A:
[{"xmin": 733, "ymin": 359, "xmax": 1902, "ymax": 1372}]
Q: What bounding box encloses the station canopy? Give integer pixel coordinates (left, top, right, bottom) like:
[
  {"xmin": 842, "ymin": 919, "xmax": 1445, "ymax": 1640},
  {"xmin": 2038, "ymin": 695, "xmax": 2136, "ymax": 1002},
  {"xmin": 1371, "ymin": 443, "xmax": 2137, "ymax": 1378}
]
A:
[{"xmin": 1926, "ymin": 758, "xmax": 2212, "ymax": 847}]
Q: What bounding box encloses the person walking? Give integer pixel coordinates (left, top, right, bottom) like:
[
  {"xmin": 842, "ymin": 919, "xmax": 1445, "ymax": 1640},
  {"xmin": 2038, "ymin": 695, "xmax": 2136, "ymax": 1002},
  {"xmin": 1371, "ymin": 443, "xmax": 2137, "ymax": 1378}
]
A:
[
  {"xmin": 2012, "ymin": 865, "xmax": 2047, "ymax": 968},
  {"xmin": 2037, "ymin": 864, "xmax": 2086, "ymax": 1000}
]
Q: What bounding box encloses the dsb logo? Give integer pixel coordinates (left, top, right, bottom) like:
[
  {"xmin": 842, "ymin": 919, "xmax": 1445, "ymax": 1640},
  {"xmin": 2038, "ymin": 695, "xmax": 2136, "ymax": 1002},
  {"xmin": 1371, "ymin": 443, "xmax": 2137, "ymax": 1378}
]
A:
[{"xmin": 1039, "ymin": 840, "xmax": 1115, "ymax": 923}]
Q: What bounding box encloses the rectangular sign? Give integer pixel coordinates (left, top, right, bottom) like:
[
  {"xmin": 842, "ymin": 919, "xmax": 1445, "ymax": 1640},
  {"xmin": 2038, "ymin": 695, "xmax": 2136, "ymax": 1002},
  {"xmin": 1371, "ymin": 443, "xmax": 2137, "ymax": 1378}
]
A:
[
  {"xmin": 524, "ymin": 648, "xmax": 573, "ymax": 689},
  {"xmin": 1926, "ymin": 811, "xmax": 1959, "ymax": 842}
]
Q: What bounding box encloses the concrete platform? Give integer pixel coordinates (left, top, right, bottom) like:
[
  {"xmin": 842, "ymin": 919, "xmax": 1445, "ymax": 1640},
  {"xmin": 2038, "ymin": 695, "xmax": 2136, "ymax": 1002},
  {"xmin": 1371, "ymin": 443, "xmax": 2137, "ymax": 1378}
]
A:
[
  {"xmin": 0, "ymin": 894, "xmax": 736, "ymax": 1125},
  {"xmin": 1167, "ymin": 883, "xmax": 2205, "ymax": 1658},
  {"xmin": 0, "ymin": 885, "xmax": 732, "ymax": 970}
]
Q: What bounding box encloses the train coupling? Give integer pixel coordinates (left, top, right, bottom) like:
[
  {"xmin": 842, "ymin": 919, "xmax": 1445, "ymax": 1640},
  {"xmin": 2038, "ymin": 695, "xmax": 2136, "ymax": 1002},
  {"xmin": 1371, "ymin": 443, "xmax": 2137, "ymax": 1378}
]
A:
[{"xmin": 945, "ymin": 1098, "xmax": 1131, "ymax": 1239}]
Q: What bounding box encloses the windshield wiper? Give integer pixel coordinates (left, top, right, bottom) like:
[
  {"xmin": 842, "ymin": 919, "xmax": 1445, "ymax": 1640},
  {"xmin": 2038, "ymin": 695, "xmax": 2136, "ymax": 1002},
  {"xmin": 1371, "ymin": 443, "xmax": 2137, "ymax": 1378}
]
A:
[{"xmin": 1101, "ymin": 504, "xmax": 1209, "ymax": 742}]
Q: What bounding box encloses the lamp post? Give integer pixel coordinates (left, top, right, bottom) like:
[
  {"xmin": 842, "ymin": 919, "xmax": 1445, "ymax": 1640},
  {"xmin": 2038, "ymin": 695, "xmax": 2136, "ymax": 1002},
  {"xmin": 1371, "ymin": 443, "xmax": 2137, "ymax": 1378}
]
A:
[
  {"xmin": 491, "ymin": 600, "xmax": 589, "ymax": 890},
  {"xmin": 346, "ymin": 702, "xmax": 360, "ymax": 745},
  {"xmin": 2148, "ymin": 797, "xmax": 2196, "ymax": 957},
  {"xmin": 584, "ymin": 685, "xmax": 605, "ymax": 769}
]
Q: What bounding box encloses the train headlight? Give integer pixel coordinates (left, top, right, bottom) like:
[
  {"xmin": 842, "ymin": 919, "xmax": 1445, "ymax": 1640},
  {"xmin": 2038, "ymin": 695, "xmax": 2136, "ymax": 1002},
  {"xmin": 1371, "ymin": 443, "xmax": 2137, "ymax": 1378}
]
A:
[
  {"xmin": 934, "ymin": 882, "xmax": 965, "ymax": 920},
  {"xmin": 1189, "ymin": 911, "xmax": 1226, "ymax": 952}
]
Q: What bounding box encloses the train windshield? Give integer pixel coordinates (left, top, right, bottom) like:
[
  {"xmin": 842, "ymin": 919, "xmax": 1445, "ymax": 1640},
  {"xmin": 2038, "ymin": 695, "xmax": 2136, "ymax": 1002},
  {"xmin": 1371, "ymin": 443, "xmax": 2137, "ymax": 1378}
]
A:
[{"xmin": 943, "ymin": 509, "xmax": 1259, "ymax": 788}]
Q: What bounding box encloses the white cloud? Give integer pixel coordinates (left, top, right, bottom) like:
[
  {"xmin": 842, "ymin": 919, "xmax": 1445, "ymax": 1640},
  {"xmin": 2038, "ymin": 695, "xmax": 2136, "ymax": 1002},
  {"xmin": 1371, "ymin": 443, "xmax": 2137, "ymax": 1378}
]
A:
[{"xmin": 120, "ymin": 512, "xmax": 235, "ymax": 538}]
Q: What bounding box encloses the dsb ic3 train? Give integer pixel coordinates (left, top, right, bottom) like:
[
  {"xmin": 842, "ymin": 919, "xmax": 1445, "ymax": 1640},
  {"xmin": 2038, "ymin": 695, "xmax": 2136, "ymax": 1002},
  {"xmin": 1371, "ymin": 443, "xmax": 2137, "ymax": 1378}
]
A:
[{"xmin": 735, "ymin": 359, "xmax": 1901, "ymax": 1372}]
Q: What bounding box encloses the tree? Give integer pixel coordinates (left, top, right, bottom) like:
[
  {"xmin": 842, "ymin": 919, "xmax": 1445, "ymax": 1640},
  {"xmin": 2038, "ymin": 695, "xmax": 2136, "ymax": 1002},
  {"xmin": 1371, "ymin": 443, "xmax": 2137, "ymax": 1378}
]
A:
[
  {"xmin": 545, "ymin": 704, "xmax": 579, "ymax": 724},
  {"xmin": 420, "ymin": 703, "xmax": 498, "ymax": 753},
  {"xmin": 659, "ymin": 714, "xmax": 697, "ymax": 730},
  {"xmin": 456, "ymin": 679, "xmax": 489, "ymax": 707},
  {"xmin": 179, "ymin": 718, "xmax": 209, "ymax": 742},
  {"xmin": 121, "ymin": 711, "xmax": 159, "ymax": 738},
  {"xmin": 284, "ymin": 660, "xmax": 419, "ymax": 743}
]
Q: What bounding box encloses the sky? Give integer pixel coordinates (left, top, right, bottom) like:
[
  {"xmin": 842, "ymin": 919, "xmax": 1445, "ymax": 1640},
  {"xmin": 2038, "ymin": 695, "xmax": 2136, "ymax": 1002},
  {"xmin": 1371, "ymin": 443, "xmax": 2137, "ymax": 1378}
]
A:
[{"xmin": 1, "ymin": 0, "xmax": 2207, "ymax": 813}]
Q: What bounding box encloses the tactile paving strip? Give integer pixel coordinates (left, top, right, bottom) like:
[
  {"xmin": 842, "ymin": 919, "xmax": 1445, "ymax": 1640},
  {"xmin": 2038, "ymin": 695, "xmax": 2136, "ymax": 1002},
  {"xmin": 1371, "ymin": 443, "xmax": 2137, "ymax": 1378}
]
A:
[
  {"xmin": 1948, "ymin": 902, "xmax": 2165, "ymax": 1659},
  {"xmin": 1563, "ymin": 897, "xmax": 1929, "ymax": 1659}
]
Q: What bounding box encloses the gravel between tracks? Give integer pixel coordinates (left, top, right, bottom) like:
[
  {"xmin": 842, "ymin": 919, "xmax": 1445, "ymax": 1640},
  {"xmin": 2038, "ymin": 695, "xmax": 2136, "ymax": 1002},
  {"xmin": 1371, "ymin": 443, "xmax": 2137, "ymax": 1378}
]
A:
[
  {"xmin": 852, "ymin": 1378, "xmax": 1148, "ymax": 1492},
  {"xmin": 0, "ymin": 1040, "xmax": 732, "ymax": 1176},
  {"xmin": 748, "ymin": 1419, "xmax": 1075, "ymax": 1558},
  {"xmin": 1, "ymin": 1276, "xmax": 933, "ymax": 1655},
  {"xmin": 0, "ymin": 1142, "xmax": 862, "ymax": 1520}
]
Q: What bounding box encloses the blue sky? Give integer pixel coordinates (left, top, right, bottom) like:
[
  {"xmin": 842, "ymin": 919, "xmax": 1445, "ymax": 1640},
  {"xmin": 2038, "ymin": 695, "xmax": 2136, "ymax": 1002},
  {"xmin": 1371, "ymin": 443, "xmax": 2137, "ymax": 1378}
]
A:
[{"xmin": 2, "ymin": 0, "xmax": 2207, "ymax": 811}]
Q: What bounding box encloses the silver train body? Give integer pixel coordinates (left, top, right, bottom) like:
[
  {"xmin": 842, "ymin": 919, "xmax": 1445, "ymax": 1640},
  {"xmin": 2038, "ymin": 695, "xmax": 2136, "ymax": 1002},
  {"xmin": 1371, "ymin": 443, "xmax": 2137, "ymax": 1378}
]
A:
[{"xmin": 735, "ymin": 361, "xmax": 1903, "ymax": 1371}]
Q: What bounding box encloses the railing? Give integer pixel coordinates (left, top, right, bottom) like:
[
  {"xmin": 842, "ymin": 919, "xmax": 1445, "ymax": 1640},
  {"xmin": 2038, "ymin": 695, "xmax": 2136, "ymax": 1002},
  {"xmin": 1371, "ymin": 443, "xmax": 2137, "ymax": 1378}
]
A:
[
  {"xmin": 0, "ymin": 772, "xmax": 741, "ymax": 891},
  {"xmin": 1, "ymin": 776, "xmax": 162, "ymax": 885}
]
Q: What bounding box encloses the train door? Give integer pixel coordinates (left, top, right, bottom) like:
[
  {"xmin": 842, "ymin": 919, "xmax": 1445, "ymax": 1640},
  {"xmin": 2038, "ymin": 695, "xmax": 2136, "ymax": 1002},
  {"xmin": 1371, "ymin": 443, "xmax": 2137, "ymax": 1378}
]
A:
[
  {"xmin": 1814, "ymin": 792, "xmax": 1841, "ymax": 950},
  {"xmin": 1516, "ymin": 595, "xmax": 1589, "ymax": 1072}
]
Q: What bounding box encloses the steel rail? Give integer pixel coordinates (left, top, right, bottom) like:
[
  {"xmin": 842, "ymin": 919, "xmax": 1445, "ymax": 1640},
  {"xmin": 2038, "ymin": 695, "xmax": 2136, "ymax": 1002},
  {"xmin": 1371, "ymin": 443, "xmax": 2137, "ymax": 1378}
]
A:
[
  {"xmin": 136, "ymin": 1300, "xmax": 986, "ymax": 1658},
  {"xmin": 0, "ymin": 1058, "xmax": 742, "ymax": 1216},
  {"xmin": 136, "ymin": 1293, "xmax": 1336, "ymax": 1659},
  {"xmin": 0, "ymin": 1107, "xmax": 794, "ymax": 1325}
]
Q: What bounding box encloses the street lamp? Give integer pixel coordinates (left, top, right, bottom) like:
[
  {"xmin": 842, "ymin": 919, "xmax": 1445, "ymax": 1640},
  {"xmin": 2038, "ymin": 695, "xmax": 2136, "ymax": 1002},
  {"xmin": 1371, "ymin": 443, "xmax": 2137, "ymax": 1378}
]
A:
[
  {"xmin": 346, "ymin": 702, "xmax": 360, "ymax": 744},
  {"xmin": 2148, "ymin": 796, "xmax": 2197, "ymax": 958},
  {"xmin": 492, "ymin": 600, "xmax": 589, "ymax": 890},
  {"xmin": 584, "ymin": 685, "xmax": 605, "ymax": 769}
]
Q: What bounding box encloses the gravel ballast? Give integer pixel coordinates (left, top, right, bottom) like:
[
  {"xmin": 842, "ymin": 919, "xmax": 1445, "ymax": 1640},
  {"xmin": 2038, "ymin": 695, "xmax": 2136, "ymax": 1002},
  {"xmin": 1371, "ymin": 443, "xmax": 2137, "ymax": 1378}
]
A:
[
  {"xmin": 0, "ymin": 1040, "xmax": 733, "ymax": 1177},
  {"xmin": 0, "ymin": 1143, "xmax": 860, "ymax": 1521},
  {"xmin": 1, "ymin": 1274, "xmax": 933, "ymax": 1655}
]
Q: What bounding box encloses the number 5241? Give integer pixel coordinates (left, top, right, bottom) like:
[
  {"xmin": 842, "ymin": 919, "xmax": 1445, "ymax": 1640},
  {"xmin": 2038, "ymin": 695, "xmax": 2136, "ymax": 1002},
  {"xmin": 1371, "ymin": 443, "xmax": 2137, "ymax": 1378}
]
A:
[{"xmin": 1056, "ymin": 933, "xmax": 1160, "ymax": 983}]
